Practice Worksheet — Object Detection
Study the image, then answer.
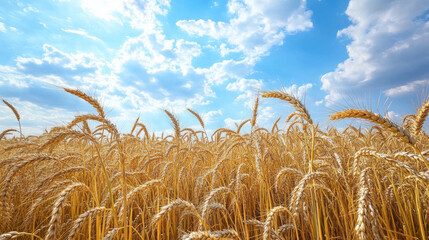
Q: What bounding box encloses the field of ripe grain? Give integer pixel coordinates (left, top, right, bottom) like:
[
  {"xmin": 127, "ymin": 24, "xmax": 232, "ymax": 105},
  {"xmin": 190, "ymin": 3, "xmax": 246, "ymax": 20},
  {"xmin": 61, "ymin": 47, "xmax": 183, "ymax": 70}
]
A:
[{"xmin": 1, "ymin": 89, "xmax": 429, "ymax": 240}]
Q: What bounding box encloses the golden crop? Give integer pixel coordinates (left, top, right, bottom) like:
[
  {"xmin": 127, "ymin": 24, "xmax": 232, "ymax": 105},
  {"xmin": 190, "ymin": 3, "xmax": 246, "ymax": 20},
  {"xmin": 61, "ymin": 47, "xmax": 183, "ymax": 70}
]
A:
[{"xmin": 0, "ymin": 89, "xmax": 428, "ymax": 240}]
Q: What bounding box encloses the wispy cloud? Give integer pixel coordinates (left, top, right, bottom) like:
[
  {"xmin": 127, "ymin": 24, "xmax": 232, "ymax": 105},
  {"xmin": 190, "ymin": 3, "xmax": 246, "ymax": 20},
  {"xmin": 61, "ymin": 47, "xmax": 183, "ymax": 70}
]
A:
[
  {"xmin": 62, "ymin": 28, "xmax": 102, "ymax": 42},
  {"xmin": 384, "ymin": 79, "xmax": 429, "ymax": 97},
  {"xmin": 0, "ymin": 22, "xmax": 6, "ymax": 32}
]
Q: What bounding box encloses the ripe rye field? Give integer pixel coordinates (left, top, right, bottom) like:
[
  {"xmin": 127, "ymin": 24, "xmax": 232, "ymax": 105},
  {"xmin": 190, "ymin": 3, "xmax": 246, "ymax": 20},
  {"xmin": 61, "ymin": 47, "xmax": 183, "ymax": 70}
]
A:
[{"xmin": 1, "ymin": 89, "xmax": 429, "ymax": 240}]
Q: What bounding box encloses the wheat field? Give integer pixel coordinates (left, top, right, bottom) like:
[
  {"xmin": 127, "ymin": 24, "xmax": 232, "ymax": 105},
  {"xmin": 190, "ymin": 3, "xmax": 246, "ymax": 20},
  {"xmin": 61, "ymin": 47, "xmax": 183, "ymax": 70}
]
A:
[{"xmin": 1, "ymin": 89, "xmax": 428, "ymax": 240}]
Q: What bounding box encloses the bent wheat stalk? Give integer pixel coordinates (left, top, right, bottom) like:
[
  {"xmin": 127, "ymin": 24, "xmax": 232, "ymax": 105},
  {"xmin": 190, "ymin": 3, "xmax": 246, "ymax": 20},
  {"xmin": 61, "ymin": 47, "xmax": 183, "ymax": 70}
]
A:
[
  {"xmin": 64, "ymin": 88, "xmax": 105, "ymax": 118},
  {"xmin": 330, "ymin": 109, "xmax": 415, "ymax": 145},
  {"xmin": 2, "ymin": 99, "xmax": 22, "ymax": 138},
  {"xmin": 262, "ymin": 91, "xmax": 312, "ymax": 124}
]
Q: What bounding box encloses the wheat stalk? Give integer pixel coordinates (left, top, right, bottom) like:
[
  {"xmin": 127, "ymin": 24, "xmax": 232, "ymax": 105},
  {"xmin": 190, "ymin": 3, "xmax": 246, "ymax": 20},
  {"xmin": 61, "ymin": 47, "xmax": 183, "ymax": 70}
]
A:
[
  {"xmin": 251, "ymin": 97, "xmax": 259, "ymax": 128},
  {"xmin": 64, "ymin": 88, "xmax": 105, "ymax": 118},
  {"xmin": 262, "ymin": 91, "xmax": 312, "ymax": 124},
  {"xmin": 414, "ymin": 99, "xmax": 429, "ymax": 136},
  {"xmin": 330, "ymin": 109, "xmax": 415, "ymax": 144},
  {"xmin": 165, "ymin": 109, "xmax": 181, "ymax": 141},
  {"xmin": 68, "ymin": 207, "xmax": 107, "ymax": 240},
  {"xmin": 0, "ymin": 129, "xmax": 18, "ymax": 140},
  {"xmin": 45, "ymin": 182, "xmax": 89, "ymax": 240},
  {"xmin": 187, "ymin": 108, "xmax": 205, "ymax": 129},
  {"xmin": 182, "ymin": 230, "xmax": 239, "ymax": 240},
  {"xmin": 2, "ymin": 99, "xmax": 22, "ymax": 138},
  {"xmin": 152, "ymin": 199, "xmax": 201, "ymax": 227}
]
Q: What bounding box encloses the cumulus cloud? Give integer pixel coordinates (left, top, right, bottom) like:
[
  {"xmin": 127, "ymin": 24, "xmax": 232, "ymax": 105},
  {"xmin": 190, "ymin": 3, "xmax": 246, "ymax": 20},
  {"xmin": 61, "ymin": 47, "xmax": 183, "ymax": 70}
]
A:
[
  {"xmin": 257, "ymin": 105, "xmax": 275, "ymax": 126},
  {"xmin": 17, "ymin": 44, "xmax": 102, "ymax": 74},
  {"xmin": 116, "ymin": 31, "xmax": 201, "ymax": 75},
  {"xmin": 177, "ymin": 0, "xmax": 312, "ymax": 58},
  {"xmin": 15, "ymin": 44, "xmax": 104, "ymax": 87},
  {"xmin": 226, "ymin": 78, "xmax": 263, "ymax": 107},
  {"xmin": 201, "ymin": 110, "xmax": 223, "ymax": 124},
  {"xmin": 81, "ymin": 0, "xmax": 170, "ymax": 30},
  {"xmin": 203, "ymin": 59, "xmax": 255, "ymax": 85},
  {"xmin": 112, "ymin": 30, "xmax": 212, "ymax": 109},
  {"xmin": 224, "ymin": 118, "xmax": 243, "ymax": 129},
  {"xmin": 321, "ymin": 0, "xmax": 429, "ymax": 105},
  {"xmin": 283, "ymin": 83, "xmax": 312, "ymax": 98}
]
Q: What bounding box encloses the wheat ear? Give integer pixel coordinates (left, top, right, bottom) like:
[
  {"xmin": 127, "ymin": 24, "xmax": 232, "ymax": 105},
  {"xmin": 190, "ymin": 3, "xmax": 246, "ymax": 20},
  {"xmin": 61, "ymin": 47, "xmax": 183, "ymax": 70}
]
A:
[
  {"xmin": 2, "ymin": 99, "xmax": 22, "ymax": 138},
  {"xmin": 251, "ymin": 97, "xmax": 259, "ymax": 128},
  {"xmin": 45, "ymin": 182, "xmax": 89, "ymax": 240},
  {"xmin": 262, "ymin": 91, "xmax": 312, "ymax": 124},
  {"xmin": 0, "ymin": 231, "xmax": 42, "ymax": 240},
  {"xmin": 0, "ymin": 129, "xmax": 18, "ymax": 140},
  {"xmin": 68, "ymin": 207, "xmax": 107, "ymax": 240},
  {"xmin": 187, "ymin": 108, "xmax": 205, "ymax": 129},
  {"xmin": 182, "ymin": 230, "xmax": 240, "ymax": 240},
  {"xmin": 152, "ymin": 199, "xmax": 200, "ymax": 227},
  {"xmin": 103, "ymin": 228, "xmax": 120, "ymax": 240},
  {"xmin": 130, "ymin": 116, "xmax": 140, "ymax": 134},
  {"xmin": 330, "ymin": 109, "xmax": 415, "ymax": 144},
  {"xmin": 263, "ymin": 206, "xmax": 293, "ymax": 240},
  {"xmin": 289, "ymin": 172, "xmax": 329, "ymax": 217},
  {"xmin": 414, "ymin": 99, "xmax": 429, "ymax": 136},
  {"xmin": 164, "ymin": 109, "xmax": 181, "ymax": 141},
  {"xmin": 64, "ymin": 88, "xmax": 105, "ymax": 118},
  {"xmin": 200, "ymin": 187, "xmax": 232, "ymax": 229},
  {"xmin": 355, "ymin": 168, "xmax": 383, "ymax": 240}
]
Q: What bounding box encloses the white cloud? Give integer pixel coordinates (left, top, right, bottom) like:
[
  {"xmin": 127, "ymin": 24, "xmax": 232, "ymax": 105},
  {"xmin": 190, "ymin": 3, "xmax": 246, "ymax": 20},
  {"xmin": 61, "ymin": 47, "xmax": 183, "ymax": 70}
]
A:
[
  {"xmin": 16, "ymin": 44, "xmax": 103, "ymax": 78},
  {"xmin": 0, "ymin": 98, "xmax": 76, "ymax": 135},
  {"xmin": 226, "ymin": 78, "xmax": 263, "ymax": 107},
  {"xmin": 384, "ymin": 79, "xmax": 429, "ymax": 97},
  {"xmin": 315, "ymin": 100, "xmax": 324, "ymax": 106},
  {"xmin": 0, "ymin": 44, "xmax": 110, "ymax": 95},
  {"xmin": 177, "ymin": 0, "xmax": 312, "ymax": 58},
  {"xmin": 81, "ymin": 0, "xmax": 170, "ymax": 31},
  {"xmin": 0, "ymin": 22, "xmax": 6, "ymax": 32},
  {"xmin": 386, "ymin": 110, "xmax": 401, "ymax": 123},
  {"xmin": 283, "ymin": 83, "xmax": 312, "ymax": 98},
  {"xmin": 0, "ymin": 65, "xmax": 29, "ymax": 87},
  {"xmin": 224, "ymin": 118, "xmax": 242, "ymax": 129},
  {"xmin": 201, "ymin": 110, "xmax": 223, "ymax": 124},
  {"xmin": 116, "ymin": 31, "xmax": 201, "ymax": 74},
  {"xmin": 321, "ymin": 0, "xmax": 429, "ymax": 106},
  {"xmin": 257, "ymin": 105, "xmax": 275, "ymax": 126},
  {"xmin": 62, "ymin": 28, "xmax": 102, "ymax": 42},
  {"xmin": 23, "ymin": 6, "xmax": 39, "ymax": 13},
  {"xmin": 203, "ymin": 58, "xmax": 255, "ymax": 85}
]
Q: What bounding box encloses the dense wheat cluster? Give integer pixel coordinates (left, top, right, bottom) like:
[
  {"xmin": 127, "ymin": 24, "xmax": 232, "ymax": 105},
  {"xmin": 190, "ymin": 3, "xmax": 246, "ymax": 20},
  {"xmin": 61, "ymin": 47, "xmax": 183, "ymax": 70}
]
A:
[{"xmin": 1, "ymin": 89, "xmax": 429, "ymax": 240}]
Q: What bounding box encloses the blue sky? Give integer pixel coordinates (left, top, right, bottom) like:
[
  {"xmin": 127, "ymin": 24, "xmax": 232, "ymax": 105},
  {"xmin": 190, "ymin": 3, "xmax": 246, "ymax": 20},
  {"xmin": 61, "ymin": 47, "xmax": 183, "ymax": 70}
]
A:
[{"xmin": 1, "ymin": 0, "xmax": 429, "ymax": 135}]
